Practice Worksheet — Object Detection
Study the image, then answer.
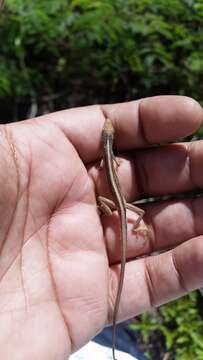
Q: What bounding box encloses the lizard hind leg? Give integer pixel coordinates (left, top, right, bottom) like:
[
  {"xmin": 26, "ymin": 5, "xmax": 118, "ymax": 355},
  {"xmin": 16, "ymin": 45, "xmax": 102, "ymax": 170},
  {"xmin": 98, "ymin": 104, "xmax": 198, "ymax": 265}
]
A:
[
  {"xmin": 126, "ymin": 203, "xmax": 145, "ymax": 230},
  {"xmin": 97, "ymin": 196, "xmax": 117, "ymax": 216}
]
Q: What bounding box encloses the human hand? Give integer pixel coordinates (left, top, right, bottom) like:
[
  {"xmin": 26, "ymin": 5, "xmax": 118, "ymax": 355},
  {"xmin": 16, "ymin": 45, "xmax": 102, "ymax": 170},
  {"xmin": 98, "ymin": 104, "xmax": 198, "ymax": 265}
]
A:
[{"xmin": 0, "ymin": 96, "xmax": 202, "ymax": 359}]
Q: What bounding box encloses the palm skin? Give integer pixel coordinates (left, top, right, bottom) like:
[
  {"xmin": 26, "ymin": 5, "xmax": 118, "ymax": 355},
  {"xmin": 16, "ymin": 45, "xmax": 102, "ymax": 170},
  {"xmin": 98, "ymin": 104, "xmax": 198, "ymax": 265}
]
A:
[
  {"xmin": 0, "ymin": 96, "xmax": 203, "ymax": 360},
  {"xmin": 0, "ymin": 115, "xmax": 107, "ymax": 359}
]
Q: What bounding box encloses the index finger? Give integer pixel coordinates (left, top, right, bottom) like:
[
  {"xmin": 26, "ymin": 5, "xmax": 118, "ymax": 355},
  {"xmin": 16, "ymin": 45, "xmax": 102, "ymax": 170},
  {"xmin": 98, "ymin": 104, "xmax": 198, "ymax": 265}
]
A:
[
  {"xmin": 34, "ymin": 95, "xmax": 203, "ymax": 163},
  {"xmin": 102, "ymin": 95, "xmax": 203, "ymax": 149}
]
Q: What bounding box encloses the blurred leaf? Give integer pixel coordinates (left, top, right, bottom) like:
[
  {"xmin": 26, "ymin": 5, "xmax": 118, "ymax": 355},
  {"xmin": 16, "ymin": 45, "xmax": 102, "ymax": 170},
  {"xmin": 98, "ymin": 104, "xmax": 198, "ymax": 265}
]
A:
[{"xmin": 0, "ymin": 0, "xmax": 202, "ymax": 124}]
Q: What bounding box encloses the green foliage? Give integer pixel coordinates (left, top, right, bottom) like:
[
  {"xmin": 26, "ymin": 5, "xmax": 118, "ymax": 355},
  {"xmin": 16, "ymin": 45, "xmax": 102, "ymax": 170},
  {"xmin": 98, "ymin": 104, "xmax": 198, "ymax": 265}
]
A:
[
  {"xmin": 0, "ymin": 0, "xmax": 203, "ymax": 107},
  {"xmin": 130, "ymin": 292, "xmax": 203, "ymax": 359}
]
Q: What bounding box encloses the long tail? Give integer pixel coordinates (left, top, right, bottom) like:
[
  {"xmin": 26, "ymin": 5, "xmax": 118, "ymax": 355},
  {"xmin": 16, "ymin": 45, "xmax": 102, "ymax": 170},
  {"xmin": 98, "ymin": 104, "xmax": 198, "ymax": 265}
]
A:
[{"xmin": 112, "ymin": 208, "xmax": 127, "ymax": 360}]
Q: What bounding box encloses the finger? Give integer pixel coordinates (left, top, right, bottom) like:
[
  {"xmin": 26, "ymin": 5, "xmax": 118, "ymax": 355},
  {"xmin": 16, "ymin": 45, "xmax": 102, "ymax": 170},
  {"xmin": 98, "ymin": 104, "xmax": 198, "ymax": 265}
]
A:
[
  {"xmin": 27, "ymin": 96, "xmax": 202, "ymax": 163},
  {"xmin": 102, "ymin": 95, "xmax": 202, "ymax": 148},
  {"xmin": 103, "ymin": 196, "xmax": 203, "ymax": 262},
  {"xmin": 93, "ymin": 139, "xmax": 203, "ymax": 208},
  {"xmin": 109, "ymin": 235, "xmax": 203, "ymax": 322},
  {"xmin": 132, "ymin": 139, "xmax": 203, "ymax": 198}
]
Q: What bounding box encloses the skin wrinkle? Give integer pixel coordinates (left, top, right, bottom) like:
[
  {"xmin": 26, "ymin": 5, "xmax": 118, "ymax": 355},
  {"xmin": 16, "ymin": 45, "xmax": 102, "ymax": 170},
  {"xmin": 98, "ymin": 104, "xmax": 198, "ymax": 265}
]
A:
[
  {"xmin": 58, "ymin": 104, "xmax": 103, "ymax": 163},
  {"xmin": 53, "ymin": 168, "xmax": 92, "ymax": 214},
  {"xmin": 171, "ymin": 249, "xmax": 188, "ymax": 293},
  {"xmin": 39, "ymin": 134, "xmax": 75, "ymax": 351},
  {"xmin": 2, "ymin": 126, "xmax": 36, "ymax": 313},
  {"xmin": 143, "ymin": 218, "xmax": 155, "ymax": 255},
  {"xmin": 133, "ymin": 198, "xmax": 155, "ymax": 256},
  {"xmin": 28, "ymin": 209, "xmax": 47, "ymax": 246},
  {"xmin": 0, "ymin": 195, "xmax": 18, "ymax": 259},
  {"xmin": 0, "ymin": 127, "xmax": 19, "ymax": 258},
  {"xmin": 133, "ymin": 151, "xmax": 149, "ymax": 198},
  {"xmin": 0, "ymin": 299, "xmax": 57, "ymax": 315},
  {"xmin": 143, "ymin": 256, "xmax": 155, "ymax": 309},
  {"xmin": 0, "ymin": 129, "xmax": 30, "ymax": 309},
  {"xmin": 0, "ymin": 247, "xmax": 26, "ymax": 284},
  {"xmin": 1, "ymin": 263, "xmax": 49, "ymax": 293},
  {"xmin": 19, "ymin": 142, "xmax": 34, "ymax": 313},
  {"xmin": 0, "ymin": 130, "xmax": 14, "ymax": 153},
  {"xmin": 187, "ymin": 141, "xmax": 197, "ymax": 188},
  {"xmin": 46, "ymin": 219, "xmax": 73, "ymax": 353},
  {"xmin": 0, "ymin": 216, "xmax": 48, "ymax": 284},
  {"xmin": 138, "ymin": 99, "xmax": 152, "ymax": 146},
  {"xmin": 107, "ymin": 268, "xmax": 117, "ymax": 324},
  {"xmin": 71, "ymin": 293, "xmax": 104, "ymax": 317},
  {"xmin": 0, "ymin": 131, "xmax": 33, "ymax": 204},
  {"xmin": 191, "ymin": 198, "xmax": 202, "ymax": 241},
  {"xmin": 28, "ymin": 191, "xmax": 53, "ymax": 220},
  {"xmin": 44, "ymin": 125, "xmax": 96, "ymax": 213},
  {"xmin": 112, "ymin": 117, "xmax": 123, "ymax": 149},
  {"xmin": 184, "ymin": 143, "xmax": 199, "ymax": 237},
  {"xmin": 35, "ymin": 124, "xmax": 71, "ymax": 161}
]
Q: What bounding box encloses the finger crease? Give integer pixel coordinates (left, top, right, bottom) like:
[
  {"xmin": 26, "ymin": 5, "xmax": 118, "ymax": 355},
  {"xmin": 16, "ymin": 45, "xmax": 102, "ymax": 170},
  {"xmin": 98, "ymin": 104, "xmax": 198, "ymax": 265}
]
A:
[
  {"xmin": 144, "ymin": 213, "xmax": 156, "ymax": 254},
  {"xmin": 189, "ymin": 197, "xmax": 199, "ymax": 237},
  {"xmin": 138, "ymin": 100, "xmax": 153, "ymax": 146},
  {"xmin": 171, "ymin": 249, "xmax": 188, "ymax": 293},
  {"xmin": 133, "ymin": 154, "xmax": 149, "ymax": 197},
  {"xmin": 186, "ymin": 142, "xmax": 195, "ymax": 188},
  {"xmin": 143, "ymin": 257, "xmax": 156, "ymax": 308},
  {"xmin": 47, "ymin": 220, "xmax": 74, "ymax": 352},
  {"xmin": 108, "ymin": 268, "xmax": 118, "ymax": 323}
]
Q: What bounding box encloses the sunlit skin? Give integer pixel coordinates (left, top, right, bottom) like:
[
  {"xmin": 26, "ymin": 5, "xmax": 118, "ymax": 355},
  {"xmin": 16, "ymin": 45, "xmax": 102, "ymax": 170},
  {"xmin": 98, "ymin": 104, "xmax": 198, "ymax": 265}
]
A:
[{"xmin": 0, "ymin": 95, "xmax": 203, "ymax": 359}]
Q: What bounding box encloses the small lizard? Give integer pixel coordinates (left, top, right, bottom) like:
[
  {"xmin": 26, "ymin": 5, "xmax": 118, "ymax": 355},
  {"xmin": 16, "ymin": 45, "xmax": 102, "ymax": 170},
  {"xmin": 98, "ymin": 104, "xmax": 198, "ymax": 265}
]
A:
[{"xmin": 98, "ymin": 118, "xmax": 145, "ymax": 360}]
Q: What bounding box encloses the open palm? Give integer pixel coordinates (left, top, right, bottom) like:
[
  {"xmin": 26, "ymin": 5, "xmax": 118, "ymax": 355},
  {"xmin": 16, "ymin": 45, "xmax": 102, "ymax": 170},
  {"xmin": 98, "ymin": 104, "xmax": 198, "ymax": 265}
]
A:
[{"xmin": 0, "ymin": 96, "xmax": 203, "ymax": 360}]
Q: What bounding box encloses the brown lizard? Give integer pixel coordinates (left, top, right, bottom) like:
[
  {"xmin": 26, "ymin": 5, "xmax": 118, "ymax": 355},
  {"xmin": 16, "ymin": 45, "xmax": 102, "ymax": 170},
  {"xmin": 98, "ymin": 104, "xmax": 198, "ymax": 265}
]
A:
[{"xmin": 98, "ymin": 118, "xmax": 145, "ymax": 360}]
